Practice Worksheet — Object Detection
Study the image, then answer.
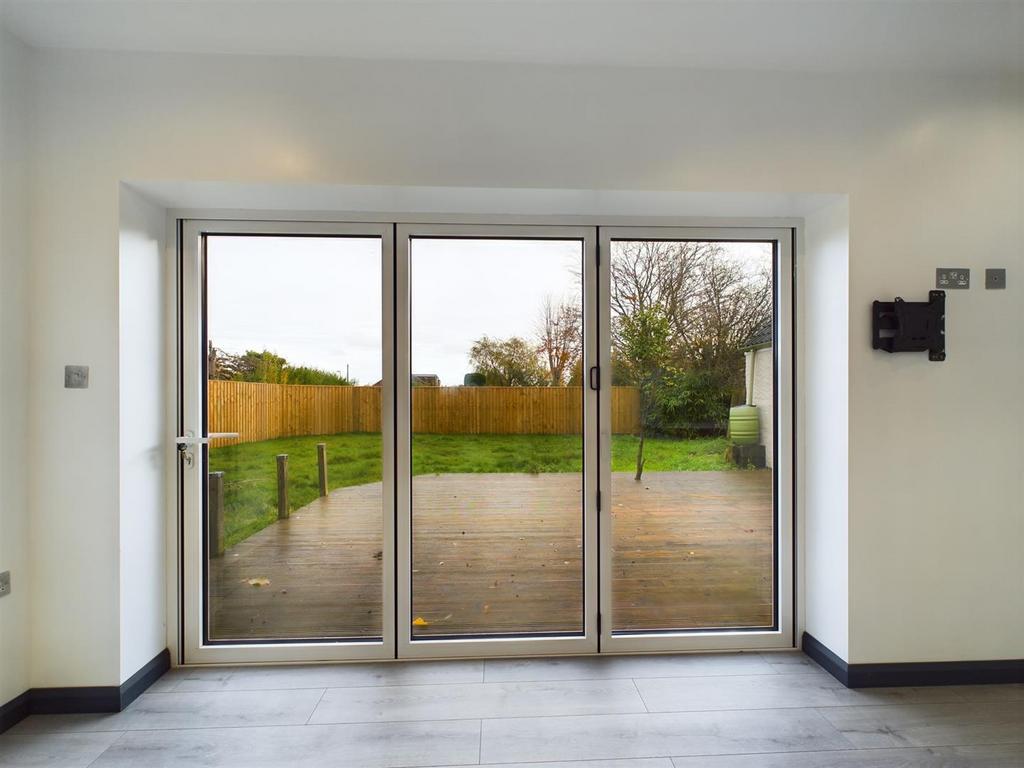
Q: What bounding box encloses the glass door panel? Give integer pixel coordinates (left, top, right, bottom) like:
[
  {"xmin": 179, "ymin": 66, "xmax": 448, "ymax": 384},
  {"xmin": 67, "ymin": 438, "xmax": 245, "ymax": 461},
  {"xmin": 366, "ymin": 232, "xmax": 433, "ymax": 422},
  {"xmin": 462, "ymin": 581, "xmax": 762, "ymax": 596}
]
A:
[
  {"xmin": 397, "ymin": 226, "xmax": 598, "ymax": 657},
  {"xmin": 181, "ymin": 221, "xmax": 394, "ymax": 663},
  {"xmin": 180, "ymin": 220, "xmax": 791, "ymax": 663},
  {"xmin": 599, "ymin": 228, "xmax": 793, "ymax": 652}
]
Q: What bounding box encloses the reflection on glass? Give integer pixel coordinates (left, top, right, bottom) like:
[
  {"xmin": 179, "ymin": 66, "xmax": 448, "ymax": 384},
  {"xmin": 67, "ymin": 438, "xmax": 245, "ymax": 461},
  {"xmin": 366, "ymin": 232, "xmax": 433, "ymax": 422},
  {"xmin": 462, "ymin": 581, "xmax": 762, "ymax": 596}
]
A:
[
  {"xmin": 205, "ymin": 235, "xmax": 383, "ymax": 641},
  {"xmin": 410, "ymin": 238, "xmax": 584, "ymax": 637},
  {"xmin": 610, "ymin": 240, "xmax": 775, "ymax": 632}
]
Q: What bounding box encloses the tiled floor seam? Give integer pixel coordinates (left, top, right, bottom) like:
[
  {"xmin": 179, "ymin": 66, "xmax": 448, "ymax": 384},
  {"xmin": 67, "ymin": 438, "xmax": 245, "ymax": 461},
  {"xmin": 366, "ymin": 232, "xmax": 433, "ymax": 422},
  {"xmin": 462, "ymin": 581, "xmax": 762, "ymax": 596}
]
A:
[
  {"xmin": 293, "ymin": 704, "xmax": 841, "ymax": 726},
  {"xmin": 70, "ymin": 735, "xmax": 1024, "ymax": 768},
  {"xmin": 806, "ymin": 706, "xmax": 860, "ymax": 751},
  {"xmin": 23, "ymin": 699, "xmax": 1018, "ymax": 736},
  {"xmin": 666, "ymin": 742, "xmax": 1024, "ymax": 765},
  {"xmin": 478, "ymin": 672, "xmax": 813, "ymax": 683},
  {"xmin": 83, "ymin": 729, "xmax": 129, "ymax": 768},
  {"xmin": 161, "ymin": 673, "xmax": 836, "ymax": 692},
  {"xmin": 154, "ymin": 681, "xmax": 492, "ymax": 693},
  {"xmin": 631, "ymin": 678, "xmax": 651, "ymax": 712},
  {"xmin": 304, "ymin": 688, "xmax": 329, "ymax": 724}
]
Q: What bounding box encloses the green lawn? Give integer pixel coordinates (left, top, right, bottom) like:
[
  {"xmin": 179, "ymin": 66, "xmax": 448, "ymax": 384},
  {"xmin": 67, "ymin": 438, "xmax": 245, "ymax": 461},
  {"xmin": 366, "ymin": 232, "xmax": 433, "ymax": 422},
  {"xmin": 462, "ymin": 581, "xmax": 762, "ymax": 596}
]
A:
[{"xmin": 210, "ymin": 433, "xmax": 732, "ymax": 549}]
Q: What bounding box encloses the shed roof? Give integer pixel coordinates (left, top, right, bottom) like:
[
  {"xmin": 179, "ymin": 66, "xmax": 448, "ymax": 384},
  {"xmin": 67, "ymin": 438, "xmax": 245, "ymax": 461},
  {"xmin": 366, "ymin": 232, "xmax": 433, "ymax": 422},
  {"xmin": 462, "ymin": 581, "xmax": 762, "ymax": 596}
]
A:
[{"xmin": 741, "ymin": 321, "xmax": 774, "ymax": 350}]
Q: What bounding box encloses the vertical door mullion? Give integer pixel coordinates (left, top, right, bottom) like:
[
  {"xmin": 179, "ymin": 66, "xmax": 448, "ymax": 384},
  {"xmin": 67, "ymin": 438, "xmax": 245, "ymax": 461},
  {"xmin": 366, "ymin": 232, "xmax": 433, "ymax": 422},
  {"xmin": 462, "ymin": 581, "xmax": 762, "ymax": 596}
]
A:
[
  {"xmin": 774, "ymin": 230, "xmax": 795, "ymax": 649},
  {"xmin": 180, "ymin": 221, "xmax": 204, "ymax": 663},
  {"xmin": 582, "ymin": 226, "xmax": 600, "ymax": 654},
  {"xmin": 598, "ymin": 229, "xmax": 613, "ymax": 649},
  {"xmin": 380, "ymin": 225, "xmax": 397, "ymax": 660},
  {"xmin": 395, "ymin": 227, "xmax": 413, "ymax": 656}
]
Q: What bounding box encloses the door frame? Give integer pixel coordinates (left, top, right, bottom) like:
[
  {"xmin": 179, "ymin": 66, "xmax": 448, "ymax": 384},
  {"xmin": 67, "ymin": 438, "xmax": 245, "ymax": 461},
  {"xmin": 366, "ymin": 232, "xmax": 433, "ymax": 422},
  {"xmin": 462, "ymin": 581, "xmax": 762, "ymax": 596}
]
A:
[
  {"xmin": 597, "ymin": 226, "xmax": 795, "ymax": 653},
  {"xmin": 179, "ymin": 218, "xmax": 396, "ymax": 664},
  {"xmin": 394, "ymin": 223, "xmax": 600, "ymax": 659},
  {"xmin": 174, "ymin": 216, "xmax": 798, "ymax": 665}
]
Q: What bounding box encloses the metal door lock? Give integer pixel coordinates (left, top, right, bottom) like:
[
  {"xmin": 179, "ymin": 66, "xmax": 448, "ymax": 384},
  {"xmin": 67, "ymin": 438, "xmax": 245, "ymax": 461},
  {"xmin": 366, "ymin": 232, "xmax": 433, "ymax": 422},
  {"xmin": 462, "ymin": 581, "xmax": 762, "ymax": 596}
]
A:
[{"xmin": 175, "ymin": 433, "xmax": 239, "ymax": 468}]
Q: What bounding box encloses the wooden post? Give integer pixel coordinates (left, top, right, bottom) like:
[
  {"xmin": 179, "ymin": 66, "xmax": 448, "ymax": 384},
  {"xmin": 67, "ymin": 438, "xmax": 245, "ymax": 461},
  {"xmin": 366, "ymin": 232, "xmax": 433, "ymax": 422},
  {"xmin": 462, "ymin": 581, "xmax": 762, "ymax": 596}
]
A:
[
  {"xmin": 317, "ymin": 442, "xmax": 328, "ymax": 497},
  {"xmin": 208, "ymin": 471, "xmax": 225, "ymax": 558},
  {"xmin": 276, "ymin": 454, "xmax": 289, "ymax": 519}
]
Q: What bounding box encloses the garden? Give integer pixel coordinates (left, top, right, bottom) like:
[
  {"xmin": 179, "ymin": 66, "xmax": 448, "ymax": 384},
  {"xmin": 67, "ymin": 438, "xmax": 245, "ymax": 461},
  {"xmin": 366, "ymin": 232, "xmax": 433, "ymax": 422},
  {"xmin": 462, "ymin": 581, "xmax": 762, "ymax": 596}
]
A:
[{"xmin": 209, "ymin": 432, "xmax": 732, "ymax": 549}]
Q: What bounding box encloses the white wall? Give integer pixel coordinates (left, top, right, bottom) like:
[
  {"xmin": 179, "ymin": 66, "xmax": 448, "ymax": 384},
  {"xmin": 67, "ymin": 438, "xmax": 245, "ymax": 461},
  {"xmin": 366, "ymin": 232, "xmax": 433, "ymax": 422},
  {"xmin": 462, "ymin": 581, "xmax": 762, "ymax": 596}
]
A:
[
  {"xmin": 0, "ymin": 26, "xmax": 31, "ymax": 706},
  {"xmin": 846, "ymin": 107, "xmax": 1024, "ymax": 663},
  {"xmin": 16, "ymin": 48, "xmax": 1023, "ymax": 684},
  {"xmin": 746, "ymin": 347, "xmax": 774, "ymax": 469},
  {"xmin": 117, "ymin": 185, "xmax": 168, "ymax": 683},
  {"xmin": 802, "ymin": 199, "xmax": 851, "ymax": 661}
]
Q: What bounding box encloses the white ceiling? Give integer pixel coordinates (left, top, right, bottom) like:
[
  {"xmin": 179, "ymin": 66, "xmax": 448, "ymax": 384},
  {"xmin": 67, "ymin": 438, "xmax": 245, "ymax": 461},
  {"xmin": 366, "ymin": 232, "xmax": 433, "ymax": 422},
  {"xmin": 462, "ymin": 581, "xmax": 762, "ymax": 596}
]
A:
[{"xmin": 2, "ymin": 0, "xmax": 1022, "ymax": 73}]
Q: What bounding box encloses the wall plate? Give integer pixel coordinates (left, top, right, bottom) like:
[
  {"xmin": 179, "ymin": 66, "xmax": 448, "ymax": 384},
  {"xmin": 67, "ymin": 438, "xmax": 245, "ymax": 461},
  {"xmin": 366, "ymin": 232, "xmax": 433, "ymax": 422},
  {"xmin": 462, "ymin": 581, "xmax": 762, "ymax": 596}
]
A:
[
  {"xmin": 0, "ymin": 571, "xmax": 10, "ymax": 597},
  {"xmin": 936, "ymin": 268, "xmax": 969, "ymax": 289},
  {"xmin": 985, "ymin": 268, "xmax": 1006, "ymax": 289},
  {"xmin": 64, "ymin": 365, "xmax": 89, "ymax": 389}
]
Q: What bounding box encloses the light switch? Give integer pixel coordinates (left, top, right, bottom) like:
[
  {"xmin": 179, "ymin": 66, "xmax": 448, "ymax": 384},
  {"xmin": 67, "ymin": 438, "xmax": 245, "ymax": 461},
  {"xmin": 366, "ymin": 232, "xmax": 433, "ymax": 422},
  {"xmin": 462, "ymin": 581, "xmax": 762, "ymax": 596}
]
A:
[{"xmin": 65, "ymin": 365, "xmax": 89, "ymax": 389}]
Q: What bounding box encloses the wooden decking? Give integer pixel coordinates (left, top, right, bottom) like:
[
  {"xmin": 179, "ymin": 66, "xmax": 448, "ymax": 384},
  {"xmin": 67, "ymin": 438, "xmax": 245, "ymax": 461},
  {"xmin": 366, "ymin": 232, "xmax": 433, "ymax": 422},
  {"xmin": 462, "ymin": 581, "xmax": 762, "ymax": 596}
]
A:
[{"xmin": 209, "ymin": 471, "xmax": 773, "ymax": 641}]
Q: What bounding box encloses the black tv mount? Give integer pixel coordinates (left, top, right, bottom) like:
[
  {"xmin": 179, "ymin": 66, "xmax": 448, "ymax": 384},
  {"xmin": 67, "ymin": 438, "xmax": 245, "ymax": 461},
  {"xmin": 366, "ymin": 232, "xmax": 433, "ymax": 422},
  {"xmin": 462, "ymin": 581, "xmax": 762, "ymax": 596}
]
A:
[{"xmin": 872, "ymin": 290, "xmax": 946, "ymax": 362}]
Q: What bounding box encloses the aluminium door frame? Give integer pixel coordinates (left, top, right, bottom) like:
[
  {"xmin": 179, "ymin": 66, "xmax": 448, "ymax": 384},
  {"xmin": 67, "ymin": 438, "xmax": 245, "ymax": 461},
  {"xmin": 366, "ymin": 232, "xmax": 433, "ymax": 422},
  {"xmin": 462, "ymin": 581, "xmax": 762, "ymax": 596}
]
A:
[
  {"xmin": 597, "ymin": 226, "xmax": 795, "ymax": 653},
  {"xmin": 175, "ymin": 216, "xmax": 798, "ymax": 665},
  {"xmin": 395, "ymin": 223, "xmax": 600, "ymax": 659},
  {"xmin": 179, "ymin": 218, "xmax": 396, "ymax": 664}
]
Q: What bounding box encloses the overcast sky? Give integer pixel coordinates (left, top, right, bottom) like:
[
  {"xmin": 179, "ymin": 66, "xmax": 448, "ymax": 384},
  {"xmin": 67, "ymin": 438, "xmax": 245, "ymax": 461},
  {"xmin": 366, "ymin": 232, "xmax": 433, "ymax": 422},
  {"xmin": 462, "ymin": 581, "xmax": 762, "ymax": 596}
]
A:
[
  {"xmin": 207, "ymin": 236, "xmax": 769, "ymax": 387},
  {"xmin": 411, "ymin": 239, "xmax": 581, "ymax": 385},
  {"xmin": 207, "ymin": 236, "xmax": 580, "ymax": 386}
]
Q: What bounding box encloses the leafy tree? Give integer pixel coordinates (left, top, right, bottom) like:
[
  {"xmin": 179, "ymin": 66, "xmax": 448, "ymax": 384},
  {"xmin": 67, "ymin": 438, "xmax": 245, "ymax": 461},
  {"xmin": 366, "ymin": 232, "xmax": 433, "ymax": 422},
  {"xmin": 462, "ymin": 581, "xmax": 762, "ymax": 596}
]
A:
[
  {"xmin": 468, "ymin": 336, "xmax": 548, "ymax": 386},
  {"xmin": 286, "ymin": 365, "xmax": 356, "ymax": 386},
  {"xmin": 212, "ymin": 349, "xmax": 289, "ymax": 383},
  {"xmin": 653, "ymin": 369, "xmax": 732, "ymax": 437},
  {"xmin": 616, "ymin": 305, "xmax": 673, "ymax": 481},
  {"xmin": 208, "ymin": 345, "xmax": 355, "ymax": 385}
]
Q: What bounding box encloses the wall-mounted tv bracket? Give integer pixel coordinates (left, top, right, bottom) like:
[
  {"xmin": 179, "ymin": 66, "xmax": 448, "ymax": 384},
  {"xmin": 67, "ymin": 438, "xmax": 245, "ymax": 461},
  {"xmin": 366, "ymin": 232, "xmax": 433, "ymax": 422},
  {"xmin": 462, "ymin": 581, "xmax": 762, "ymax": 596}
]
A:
[{"xmin": 872, "ymin": 290, "xmax": 946, "ymax": 362}]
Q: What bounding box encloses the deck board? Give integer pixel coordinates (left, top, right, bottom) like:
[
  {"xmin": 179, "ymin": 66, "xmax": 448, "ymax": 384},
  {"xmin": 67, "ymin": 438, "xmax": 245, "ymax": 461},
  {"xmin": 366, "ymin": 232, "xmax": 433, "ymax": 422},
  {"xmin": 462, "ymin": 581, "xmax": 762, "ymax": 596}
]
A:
[{"xmin": 209, "ymin": 470, "xmax": 773, "ymax": 641}]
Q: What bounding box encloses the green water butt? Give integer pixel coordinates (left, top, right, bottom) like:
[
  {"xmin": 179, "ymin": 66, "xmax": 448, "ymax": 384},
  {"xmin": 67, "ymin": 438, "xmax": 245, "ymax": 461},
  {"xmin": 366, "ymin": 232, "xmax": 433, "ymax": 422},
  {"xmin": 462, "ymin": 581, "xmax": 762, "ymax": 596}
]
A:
[{"xmin": 728, "ymin": 404, "xmax": 760, "ymax": 445}]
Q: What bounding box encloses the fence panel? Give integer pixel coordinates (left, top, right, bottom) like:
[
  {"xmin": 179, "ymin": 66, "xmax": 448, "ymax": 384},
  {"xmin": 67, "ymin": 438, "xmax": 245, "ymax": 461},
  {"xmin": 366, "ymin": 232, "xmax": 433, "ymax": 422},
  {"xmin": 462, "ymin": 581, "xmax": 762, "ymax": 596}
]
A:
[{"xmin": 208, "ymin": 381, "xmax": 638, "ymax": 445}]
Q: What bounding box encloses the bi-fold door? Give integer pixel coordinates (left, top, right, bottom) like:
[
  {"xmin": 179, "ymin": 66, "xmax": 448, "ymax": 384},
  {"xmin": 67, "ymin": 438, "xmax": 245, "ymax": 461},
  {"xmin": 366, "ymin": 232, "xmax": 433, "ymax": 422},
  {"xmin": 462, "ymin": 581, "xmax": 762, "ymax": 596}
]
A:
[
  {"xmin": 597, "ymin": 228, "xmax": 794, "ymax": 653},
  {"xmin": 394, "ymin": 225, "xmax": 599, "ymax": 659},
  {"xmin": 179, "ymin": 221, "xmax": 396, "ymax": 663},
  {"xmin": 178, "ymin": 219, "xmax": 791, "ymax": 663}
]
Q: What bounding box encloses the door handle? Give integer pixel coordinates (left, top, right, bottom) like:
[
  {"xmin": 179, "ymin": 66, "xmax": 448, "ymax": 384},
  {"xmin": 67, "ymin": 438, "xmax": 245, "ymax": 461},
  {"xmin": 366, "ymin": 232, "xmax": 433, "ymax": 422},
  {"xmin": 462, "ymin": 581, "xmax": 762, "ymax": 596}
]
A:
[
  {"xmin": 175, "ymin": 432, "xmax": 240, "ymax": 448},
  {"xmin": 175, "ymin": 433, "xmax": 239, "ymax": 466}
]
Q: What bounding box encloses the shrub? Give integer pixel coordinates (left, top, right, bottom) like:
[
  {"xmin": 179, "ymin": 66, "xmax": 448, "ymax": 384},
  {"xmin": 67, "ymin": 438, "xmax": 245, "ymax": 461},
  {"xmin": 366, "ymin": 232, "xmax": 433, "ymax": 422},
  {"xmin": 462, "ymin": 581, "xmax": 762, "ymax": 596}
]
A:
[{"xmin": 652, "ymin": 369, "xmax": 732, "ymax": 437}]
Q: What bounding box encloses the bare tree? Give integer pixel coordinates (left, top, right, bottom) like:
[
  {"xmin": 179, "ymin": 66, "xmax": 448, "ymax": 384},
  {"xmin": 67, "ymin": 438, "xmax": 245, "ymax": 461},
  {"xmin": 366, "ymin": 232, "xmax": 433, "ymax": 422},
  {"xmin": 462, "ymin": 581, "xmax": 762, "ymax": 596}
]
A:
[
  {"xmin": 609, "ymin": 240, "xmax": 773, "ymax": 434},
  {"xmin": 678, "ymin": 257, "xmax": 771, "ymax": 381},
  {"xmin": 610, "ymin": 241, "xmax": 714, "ymax": 352},
  {"xmin": 535, "ymin": 296, "xmax": 582, "ymax": 386}
]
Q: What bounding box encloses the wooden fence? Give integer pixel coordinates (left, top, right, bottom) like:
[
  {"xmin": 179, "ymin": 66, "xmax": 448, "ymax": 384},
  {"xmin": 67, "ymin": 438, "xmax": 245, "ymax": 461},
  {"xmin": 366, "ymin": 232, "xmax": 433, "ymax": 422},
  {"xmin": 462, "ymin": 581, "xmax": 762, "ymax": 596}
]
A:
[{"xmin": 208, "ymin": 381, "xmax": 640, "ymax": 446}]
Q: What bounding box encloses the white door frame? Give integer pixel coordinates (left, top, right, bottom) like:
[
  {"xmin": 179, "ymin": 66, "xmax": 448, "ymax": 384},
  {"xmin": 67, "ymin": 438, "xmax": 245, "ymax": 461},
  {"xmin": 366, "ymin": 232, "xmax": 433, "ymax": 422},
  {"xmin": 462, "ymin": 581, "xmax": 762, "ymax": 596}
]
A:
[
  {"xmin": 176, "ymin": 217, "xmax": 796, "ymax": 664},
  {"xmin": 395, "ymin": 223, "xmax": 600, "ymax": 659},
  {"xmin": 179, "ymin": 219, "xmax": 396, "ymax": 664},
  {"xmin": 597, "ymin": 226, "xmax": 795, "ymax": 653}
]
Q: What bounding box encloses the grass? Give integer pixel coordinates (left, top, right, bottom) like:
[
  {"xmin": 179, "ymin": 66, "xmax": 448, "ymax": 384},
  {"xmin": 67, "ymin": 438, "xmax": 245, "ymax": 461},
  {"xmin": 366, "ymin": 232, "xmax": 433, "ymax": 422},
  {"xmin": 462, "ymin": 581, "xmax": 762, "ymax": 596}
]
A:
[{"xmin": 210, "ymin": 433, "xmax": 733, "ymax": 549}]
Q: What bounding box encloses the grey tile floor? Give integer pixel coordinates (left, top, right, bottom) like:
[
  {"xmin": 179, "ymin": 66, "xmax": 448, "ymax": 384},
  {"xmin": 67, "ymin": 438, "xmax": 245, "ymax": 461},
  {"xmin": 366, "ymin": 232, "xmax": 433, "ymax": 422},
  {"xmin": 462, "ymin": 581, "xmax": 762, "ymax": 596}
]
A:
[{"xmin": 1, "ymin": 652, "xmax": 1021, "ymax": 767}]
